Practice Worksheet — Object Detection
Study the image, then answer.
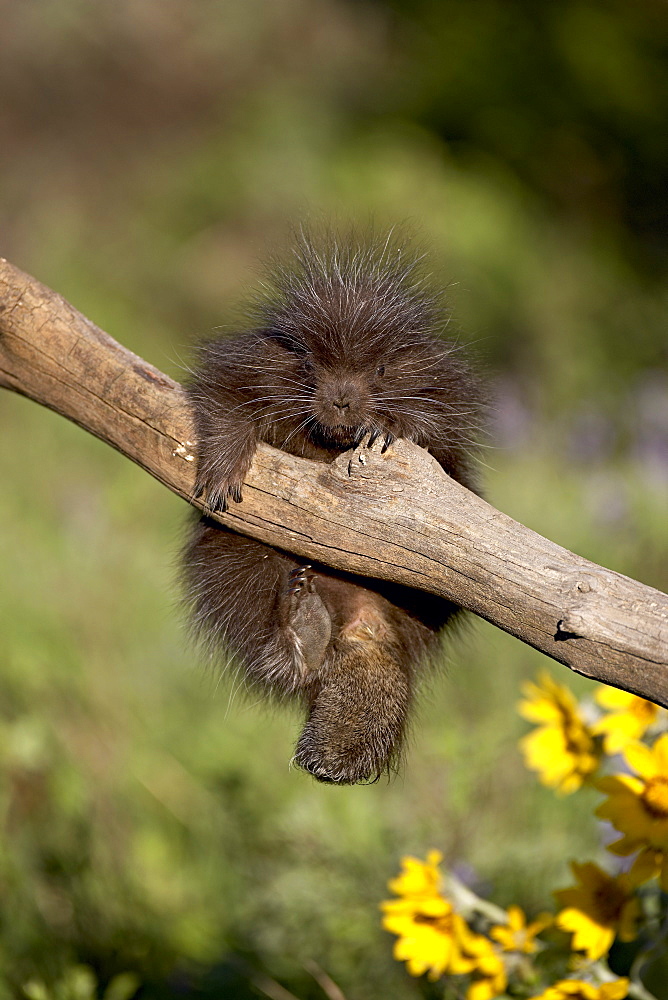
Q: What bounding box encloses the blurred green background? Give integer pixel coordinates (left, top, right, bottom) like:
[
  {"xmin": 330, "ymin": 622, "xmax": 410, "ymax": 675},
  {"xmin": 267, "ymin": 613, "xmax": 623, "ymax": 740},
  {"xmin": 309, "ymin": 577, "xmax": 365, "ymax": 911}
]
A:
[{"xmin": 1, "ymin": 1, "xmax": 667, "ymax": 997}]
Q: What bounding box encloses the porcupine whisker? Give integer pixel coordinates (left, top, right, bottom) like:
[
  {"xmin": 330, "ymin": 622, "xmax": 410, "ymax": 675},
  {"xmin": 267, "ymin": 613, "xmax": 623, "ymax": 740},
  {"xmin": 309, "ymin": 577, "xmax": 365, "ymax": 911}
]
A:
[
  {"xmin": 231, "ymin": 370, "xmax": 315, "ymax": 391},
  {"xmin": 224, "ymin": 378, "xmax": 314, "ymax": 393},
  {"xmin": 256, "ymin": 406, "xmax": 315, "ymax": 422},
  {"xmin": 204, "ymin": 363, "xmax": 314, "ymax": 392},
  {"xmin": 280, "ymin": 415, "xmax": 320, "ymax": 450},
  {"xmin": 225, "ymin": 392, "xmax": 308, "ymax": 409},
  {"xmin": 374, "ymin": 393, "xmax": 480, "ymax": 413},
  {"xmin": 374, "ymin": 393, "xmax": 476, "ymax": 417},
  {"xmin": 244, "ymin": 389, "xmax": 312, "ymax": 404},
  {"xmin": 373, "ymin": 409, "xmax": 440, "ymax": 429},
  {"xmin": 241, "ymin": 393, "xmax": 310, "ymax": 406},
  {"xmin": 225, "ymin": 397, "xmax": 312, "ymax": 420}
]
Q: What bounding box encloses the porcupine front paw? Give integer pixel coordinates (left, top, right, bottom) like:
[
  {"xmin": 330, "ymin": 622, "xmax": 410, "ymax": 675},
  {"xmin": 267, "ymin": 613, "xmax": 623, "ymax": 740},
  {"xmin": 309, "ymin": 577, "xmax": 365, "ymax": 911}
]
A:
[
  {"xmin": 194, "ymin": 466, "xmax": 247, "ymax": 513},
  {"xmin": 284, "ymin": 565, "xmax": 332, "ymax": 674}
]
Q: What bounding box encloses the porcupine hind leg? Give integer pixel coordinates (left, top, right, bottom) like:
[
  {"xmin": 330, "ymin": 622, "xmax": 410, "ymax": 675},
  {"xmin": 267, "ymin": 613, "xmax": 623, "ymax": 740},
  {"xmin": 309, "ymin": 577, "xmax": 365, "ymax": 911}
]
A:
[{"xmin": 294, "ymin": 587, "xmax": 413, "ymax": 785}]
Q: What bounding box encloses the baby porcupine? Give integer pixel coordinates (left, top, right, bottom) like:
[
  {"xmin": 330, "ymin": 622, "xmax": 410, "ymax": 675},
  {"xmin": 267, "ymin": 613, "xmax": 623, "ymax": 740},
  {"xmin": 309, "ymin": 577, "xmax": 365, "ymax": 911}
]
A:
[{"xmin": 182, "ymin": 230, "xmax": 483, "ymax": 784}]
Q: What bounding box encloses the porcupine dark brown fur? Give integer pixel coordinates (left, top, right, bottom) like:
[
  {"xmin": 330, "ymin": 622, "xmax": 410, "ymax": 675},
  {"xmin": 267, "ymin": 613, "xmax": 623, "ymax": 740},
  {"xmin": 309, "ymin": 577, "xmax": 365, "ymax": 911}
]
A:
[{"xmin": 182, "ymin": 230, "xmax": 483, "ymax": 784}]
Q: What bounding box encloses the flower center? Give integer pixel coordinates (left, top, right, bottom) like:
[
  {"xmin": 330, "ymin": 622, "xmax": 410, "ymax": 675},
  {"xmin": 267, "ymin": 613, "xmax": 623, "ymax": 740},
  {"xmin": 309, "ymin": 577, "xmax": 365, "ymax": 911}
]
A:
[
  {"xmin": 592, "ymin": 882, "xmax": 627, "ymax": 924},
  {"xmin": 642, "ymin": 777, "xmax": 668, "ymax": 818},
  {"xmin": 566, "ymin": 727, "xmax": 592, "ymax": 753},
  {"xmin": 633, "ymin": 699, "xmax": 658, "ymax": 725},
  {"xmin": 563, "ymin": 720, "xmax": 598, "ymax": 774},
  {"xmin": 415, "ymin": 911, "xmax": 456, "ymax": 934}
]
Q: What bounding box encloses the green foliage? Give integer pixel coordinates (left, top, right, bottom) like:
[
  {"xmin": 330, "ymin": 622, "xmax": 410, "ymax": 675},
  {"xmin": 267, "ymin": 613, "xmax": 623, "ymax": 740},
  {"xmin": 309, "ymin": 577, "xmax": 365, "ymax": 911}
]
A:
[
  {"xmin": 0, "ymin": 0, "xmax": 666, "ymax": 997},
  {"xmin": 23, "ymin": 968, "xmax": 138, "ymax": 1000}
]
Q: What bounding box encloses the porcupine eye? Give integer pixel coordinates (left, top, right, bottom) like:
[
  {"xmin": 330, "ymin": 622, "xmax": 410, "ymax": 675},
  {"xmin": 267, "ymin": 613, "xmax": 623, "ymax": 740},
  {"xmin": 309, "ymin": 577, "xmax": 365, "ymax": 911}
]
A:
[{"xmin": 376, "ymin": 364, "xmax": 385, "ymax": 377}]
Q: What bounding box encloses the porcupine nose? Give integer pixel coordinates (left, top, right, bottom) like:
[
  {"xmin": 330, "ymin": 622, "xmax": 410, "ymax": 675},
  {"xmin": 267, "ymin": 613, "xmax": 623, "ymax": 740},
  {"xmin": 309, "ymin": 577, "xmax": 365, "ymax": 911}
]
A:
[{"xmin": 331, "ymin": 382, "xmax": 355, "ymax": 415}]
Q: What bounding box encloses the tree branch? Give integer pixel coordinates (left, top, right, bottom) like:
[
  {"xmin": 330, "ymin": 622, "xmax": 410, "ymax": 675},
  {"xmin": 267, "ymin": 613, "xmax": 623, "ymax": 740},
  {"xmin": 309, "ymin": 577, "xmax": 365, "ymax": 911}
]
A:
[{"xmin": 1, "ymin": 257, "xmax": 667, "ymax": 704}]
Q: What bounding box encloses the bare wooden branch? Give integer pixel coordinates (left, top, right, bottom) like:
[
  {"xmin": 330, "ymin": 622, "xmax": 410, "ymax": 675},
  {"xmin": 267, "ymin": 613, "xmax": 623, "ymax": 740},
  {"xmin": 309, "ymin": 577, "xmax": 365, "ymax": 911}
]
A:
[{"xmin": 1, "ymin": 257, "xmax": 667, "ymax": 704}]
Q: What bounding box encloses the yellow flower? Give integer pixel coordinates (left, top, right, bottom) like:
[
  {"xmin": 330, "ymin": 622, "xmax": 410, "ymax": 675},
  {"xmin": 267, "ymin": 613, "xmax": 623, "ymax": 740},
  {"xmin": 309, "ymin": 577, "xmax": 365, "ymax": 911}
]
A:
[
  {"xmin": 555, "ymin": 863, "xmax": 637, "ymax": 959},
  {"xmin": 593, "ymin": 686, "xmax": 660, "ymax": 754},
  {"xmin": 596, "ymin": 734, "xmax": 668, "ymax": 863},
  {"xmin": 381, "ymin": 895, "xmax": 478, "ymax": 980},
  {"xmin": 531, "ymin": 979, "xmax": 629, "ymax": 1000},
  {"xmin": 554, "ymin": 862, "xmax": 638, "ymax": 960},
  {"xmin": 386, "ymin": 849, "xmax": 443, "ymax": 900},
  {"xmin": 381, "ymin": 852, "xmax": 479, "ymax": 981},
  {"xmin": 458, "ymin": 932, "xmax": 507, "ymax": 1000},
  {"xmin": 381, "ymin": 852, "xmax": 510, "ymax": 993},
  {"xmin": 519, "ymin": 672, "xmax": 601, "ymax": 793},
  {"xmin": 490, "ymin": 904, "xmax": 551, "ymax": 954}
]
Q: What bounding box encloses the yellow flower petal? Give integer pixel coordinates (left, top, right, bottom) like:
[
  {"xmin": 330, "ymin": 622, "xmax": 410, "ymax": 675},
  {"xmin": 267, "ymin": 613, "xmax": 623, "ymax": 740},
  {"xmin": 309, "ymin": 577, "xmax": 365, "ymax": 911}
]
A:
[
  {"xmin": 596, "ymin": 687, "xmax": 637, "ymax": 711},
  {"xmin": 652, "ymin": 732, "xmax": 668, "ymax": 772},
  {"xmin": 467, "ymin": 973, "xmax": 507, "ymax": 1000},
  {"xmin": 490, "ymin": 905, "xmax": 549, "ymax": 954},
  {"xmin": 519, "ymin": 672, "xmax": 600, "ymax": 793},
  {"xmin": 554, "ymin": 862, "xmax": 638, "ymax": 960},
  {"xmin": 387, "ymin": 852, "xmax": 443, "ymax": 898},
  {"xmin": 594, "ymin": 686, "xmax": 659, "ymax": 754},
  {"xmin": 606, "ymin": 834, "xmax": 642, "ymax": 857},
  {"xmin": 593, "ymin": 713, "xmax": 645, "ymax": 754},
  {"xmin": 626, "ymin": 847, "xmax": 662, "ymax": 886},
  {"xmin": 556, "ymin": 907, "xmax": 614, "ymax": 960},
  {"xmin": 623, "ymin": 741, "xmax": 660, "ymax": 780},
  {"xmin": 597, "ymin": 738, "xmax": 668, "ymax": 853},
  {"xmin": 519, "ymin": 672, "xmax": 580, "ymax": 724},
  {"xmin": 531, "ymin": 978, "xmax": 629, "ymax": 1000},
  {"xmin": 600, "ymin": 982, "xmax": 631, "ymax": 1000},
  {"xmin": 596, "ymin": 774, "xmax": 644, "ymax": 796},
  {"xmin": 394, "ymin": 921, "xmax": 455, "ymax": 979}
]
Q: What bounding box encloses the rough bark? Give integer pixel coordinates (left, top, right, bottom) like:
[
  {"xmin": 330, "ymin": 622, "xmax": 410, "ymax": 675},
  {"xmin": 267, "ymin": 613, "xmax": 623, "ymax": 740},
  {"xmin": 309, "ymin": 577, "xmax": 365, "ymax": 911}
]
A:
[{"xmin": 1, "ymin": 257, "xmax": 667, "ymax": 704}]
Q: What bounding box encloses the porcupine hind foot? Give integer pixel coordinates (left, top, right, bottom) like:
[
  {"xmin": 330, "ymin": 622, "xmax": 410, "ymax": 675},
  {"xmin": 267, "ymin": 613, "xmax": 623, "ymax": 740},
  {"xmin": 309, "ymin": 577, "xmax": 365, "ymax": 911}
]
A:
[{"xmin": 283, "ymin": 565, "xmax": 332, "ymax": 676}]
